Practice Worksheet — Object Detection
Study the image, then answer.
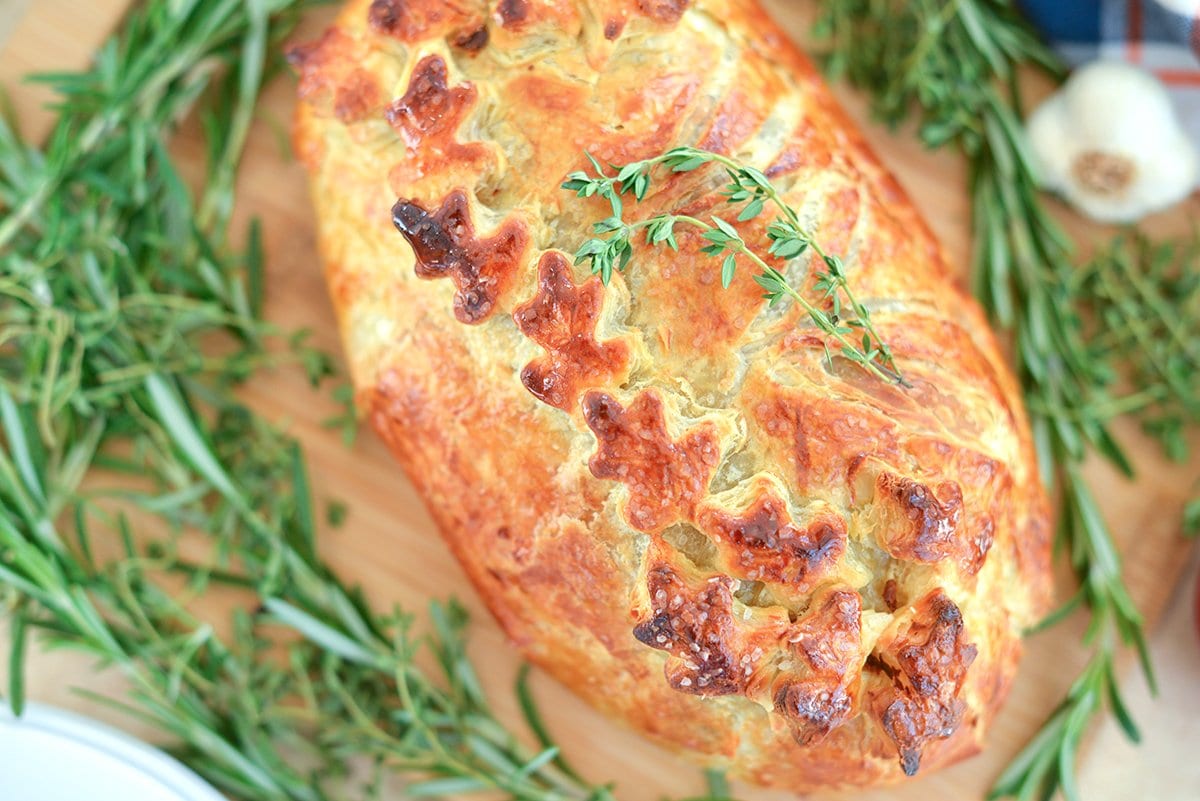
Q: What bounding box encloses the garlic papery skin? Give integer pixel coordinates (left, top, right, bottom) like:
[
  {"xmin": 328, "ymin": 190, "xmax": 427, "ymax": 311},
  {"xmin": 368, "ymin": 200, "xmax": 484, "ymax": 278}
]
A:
[{"xmin": 1025, "ymin": 60, "xmax": 1198, "ymax": 223}]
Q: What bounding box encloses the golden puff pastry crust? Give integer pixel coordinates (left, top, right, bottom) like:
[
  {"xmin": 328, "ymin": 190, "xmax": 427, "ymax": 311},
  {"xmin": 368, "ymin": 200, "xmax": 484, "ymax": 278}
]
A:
[{"xmin": 291, "ymin": 0, "xmax": 1053, "ymax": 790}]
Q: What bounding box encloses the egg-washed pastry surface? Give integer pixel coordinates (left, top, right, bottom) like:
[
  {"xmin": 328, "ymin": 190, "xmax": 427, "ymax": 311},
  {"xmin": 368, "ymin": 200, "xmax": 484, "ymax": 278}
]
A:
[{"xmin": 291, "ymin": 0, "xmax": 1053, "ymax": 789}]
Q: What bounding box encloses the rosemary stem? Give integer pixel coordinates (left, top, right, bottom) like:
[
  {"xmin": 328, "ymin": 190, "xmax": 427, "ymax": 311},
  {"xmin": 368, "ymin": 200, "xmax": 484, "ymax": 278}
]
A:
[{"xmin": 1111, "ymin": 252, "xmax": 1200, "ymax": 367}]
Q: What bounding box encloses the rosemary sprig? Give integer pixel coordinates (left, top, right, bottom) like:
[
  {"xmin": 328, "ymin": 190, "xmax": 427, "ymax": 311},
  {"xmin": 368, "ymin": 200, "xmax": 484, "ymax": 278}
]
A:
[
  {"xmin": 562, "ymin": 147, "xmax": 906, "ymax": 385},
  {"xmin": 989, "ymin": 640, "xmax": 1136, "ymax": 801},
  {"xmin": 1072, "ymin": 233, "xmax": 1200, "ymax": 462},
  {"xmin": 812, "ymin": 2, "xmax": 1184, "ymax": 799},
  {"xmin": 4, "ymin": 2, "xmax": 1188, "ymax": 799}
]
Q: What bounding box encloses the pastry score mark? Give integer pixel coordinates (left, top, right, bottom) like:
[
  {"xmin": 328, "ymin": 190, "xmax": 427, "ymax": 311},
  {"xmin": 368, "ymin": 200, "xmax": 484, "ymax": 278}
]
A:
[
  {"xmin": 695, "ymin": 484, "xmax": 845, "ymax": 593},
  {"xmin": 632, "ymin": 562, "xmax": 868, "ymax": 745},
  {"xmin": 696, "ymin": 88, "xmax": 761, "ymax": 155},
  {"xmin": 773, "ymin": 587, "xmax": 862, "ymax": 745},
  {"xmin": 813, "ymin": 185, "xmax": 861, "ymax": 263},
  {"xmin": 582, "ymin": 390, "xmax": 720, "ymax": 533},
  {"xmin": 868, "ymin": 590, "xmax": 978, "ymax": 776},
  {"xmin": 765, "ymin": 119, "xmax": 835, "ymax": 177},
  {"xmin": 286, "ymin": 28, "xmax": 383, "ymax": 125},
  {"xmin": 391, "ymin": 190, "xmax": 528, "ymax": 323},
  {"xmin": 906, "ymin": 438, "xmax": 1007, "ymax": 576},
  {"xmin": 633, "ymin": 561, "xmax": 774, "ymax": 696},
  {"xmin": 512, "ymin": 252, "xmax": 629, "ymax": 411},
  {"xmin": 453, "ymin": 25, "xmax": 489, "ymax": 51},
  {"xmin": 496, "ymin": 0, "xmax": 529, "ymax": 27},
  {"xmin": 385, "ymin": 54, "xmax": 489, "ymax": 182},
  {"xmin": 367, "ymin": 0, "xmax": 483, "ymax": 43},
  {"xmin": 636, "ymin": 0, "xmax": 692, "ymax": 23},
  {"xmin": 874, "ymin": 473, "xmax": 964, "ymax": 563}
]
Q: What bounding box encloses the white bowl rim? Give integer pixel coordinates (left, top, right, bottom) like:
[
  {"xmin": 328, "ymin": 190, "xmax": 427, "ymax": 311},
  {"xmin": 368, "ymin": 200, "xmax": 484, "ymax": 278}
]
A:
[{"xmin": 0, "ymin": 701, "xmax": 227, "ymax": 801}]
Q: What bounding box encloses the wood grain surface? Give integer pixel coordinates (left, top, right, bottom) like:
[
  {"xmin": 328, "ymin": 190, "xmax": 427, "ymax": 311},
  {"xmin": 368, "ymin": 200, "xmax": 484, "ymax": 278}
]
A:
[{"xmin": 2, "ymin": 2, "xmax": 1197, "ymax": 799}]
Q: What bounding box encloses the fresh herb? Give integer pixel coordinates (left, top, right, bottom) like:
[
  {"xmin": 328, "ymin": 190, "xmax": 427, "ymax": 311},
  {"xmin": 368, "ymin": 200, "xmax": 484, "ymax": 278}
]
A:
[
  {"xmin": 326, "ymin": 498, "xmax": 350, "ymax": 528},
  {"xmin": 563, "ymin": 147, "xmax": 906, "ymax": 385},
  {"xmin": 989, "ymin": 634, "xmax": 1137, "ymax": 801},
  {"xmin": 4, "ymin": 0, "xmax": 1187, "ymax": 799},
  {"xmin": 812, "ymin": 2, "xmax": 1193, "ymax": 799},
  {"xmin": 1072, "ymin": 234, "xmax": 1200, "ymax": 462},
  {"xmin": 1072, "ymin": 233, "xmax": 1200, "ymax": 541},
  {"xmin": 323, "ymin": 381, "xmax": 361, "ymax": 446},
  {"xmin": 1185, "ymin": 497, "xmax": 1200, "ymax": 537},
  {"xmin": 0, "ymin": 3, "xmax": 747, "ymax": 801}
]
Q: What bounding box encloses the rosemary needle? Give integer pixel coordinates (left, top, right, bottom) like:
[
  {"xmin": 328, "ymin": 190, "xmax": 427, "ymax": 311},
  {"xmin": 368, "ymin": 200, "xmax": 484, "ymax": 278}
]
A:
[
  {"xmin": 0, "ymin": 3, "xmax": 730, "ymax": 801},
  {"xmin": 6, "ymin": 3, "xmax": 1192, "ymax": 801},
  {"xmin": 812, "ymin": 2, "xmax": 1200, "ymax": 799}
]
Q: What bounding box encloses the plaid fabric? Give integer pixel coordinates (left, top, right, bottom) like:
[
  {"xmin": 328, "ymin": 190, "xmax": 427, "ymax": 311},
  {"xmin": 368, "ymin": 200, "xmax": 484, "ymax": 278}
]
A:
[{"xmin": 1018, "ymin": 0, "xmax": 1200, "ymax": 144}]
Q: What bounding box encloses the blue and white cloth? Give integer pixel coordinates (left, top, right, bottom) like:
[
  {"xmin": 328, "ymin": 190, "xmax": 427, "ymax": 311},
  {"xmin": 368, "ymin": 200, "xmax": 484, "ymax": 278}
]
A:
[{"xmin": 1019, "ymin": 0, "xmax": 1200, "ymax": 145}]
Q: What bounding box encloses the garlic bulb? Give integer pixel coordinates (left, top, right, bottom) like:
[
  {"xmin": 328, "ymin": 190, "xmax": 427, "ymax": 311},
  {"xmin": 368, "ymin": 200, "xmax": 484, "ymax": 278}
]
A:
[{"xmin": 1025, "ymin": 60, "xmax": 1198, "ymax": 223}]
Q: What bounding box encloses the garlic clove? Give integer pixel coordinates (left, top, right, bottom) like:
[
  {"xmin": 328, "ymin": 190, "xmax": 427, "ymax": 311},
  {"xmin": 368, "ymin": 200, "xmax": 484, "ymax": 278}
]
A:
[
  {"xmin": 1123, "ymin": 127, "xmax": 1198, "ymax": 217},
  {"xmin": 1026, "ymin": 91, "xmax": 1076, "ymax": 198},
  {"xmin": 1061, "ymin": 62, "xmax": 1178, "ymax": 153},
  {"xmin": 1025, "ymin": 60, "xmax": 1198, "ymax": 223}
]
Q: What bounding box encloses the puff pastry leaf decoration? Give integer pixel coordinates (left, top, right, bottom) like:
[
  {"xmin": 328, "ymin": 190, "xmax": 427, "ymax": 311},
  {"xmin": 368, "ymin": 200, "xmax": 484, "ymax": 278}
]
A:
[{"xmin": 292, "ymin": 0, "xmax": 1053, "ymax": 790}]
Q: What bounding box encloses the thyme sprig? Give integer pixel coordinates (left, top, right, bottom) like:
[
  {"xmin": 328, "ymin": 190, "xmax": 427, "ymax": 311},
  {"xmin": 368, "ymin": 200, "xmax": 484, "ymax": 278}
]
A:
[
  {"xmin": 4, "ymin": 2, "xmax": 1191, "ymax": 800},
  {"xmin": 0, "ymin": 3, "xmax": 745, "ymax": 801},
  {"xmin": 562, "ymin": 147, "xmax": 906, "ymax": 385},
  {"xmin": 812, "ymin": 2, "xmax": 1194, "ymax": 799}
]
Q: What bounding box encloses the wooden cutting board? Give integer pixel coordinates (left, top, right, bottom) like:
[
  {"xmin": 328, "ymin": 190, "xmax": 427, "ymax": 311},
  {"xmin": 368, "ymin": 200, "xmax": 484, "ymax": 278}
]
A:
[{"xmin": 3, "ymin": 3, "xmax": 1198, "ymax": 800}]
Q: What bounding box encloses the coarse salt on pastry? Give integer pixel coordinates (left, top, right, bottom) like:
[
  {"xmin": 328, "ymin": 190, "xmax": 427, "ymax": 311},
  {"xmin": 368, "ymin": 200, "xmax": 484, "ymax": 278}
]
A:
[{"xmin": 290, "ymin": 0, "xmax": 1053, "ymax": 790}]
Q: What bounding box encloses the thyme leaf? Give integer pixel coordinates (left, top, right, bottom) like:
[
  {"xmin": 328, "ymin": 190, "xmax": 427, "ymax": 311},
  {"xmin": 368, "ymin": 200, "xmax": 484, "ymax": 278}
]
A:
[
  {"xmin": 563, "ymin": 146, "xmax": 907, "ymax": 386},
  {"xmin": 1, "ymin": 3, "xmax": 741, "ymax": 801}
]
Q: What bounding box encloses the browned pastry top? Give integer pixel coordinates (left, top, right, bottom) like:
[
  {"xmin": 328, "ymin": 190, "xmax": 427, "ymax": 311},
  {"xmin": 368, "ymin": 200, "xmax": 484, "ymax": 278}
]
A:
[{"xmin": 291, "ymin": 0, "xmax": 1053, "ymax": 789}]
